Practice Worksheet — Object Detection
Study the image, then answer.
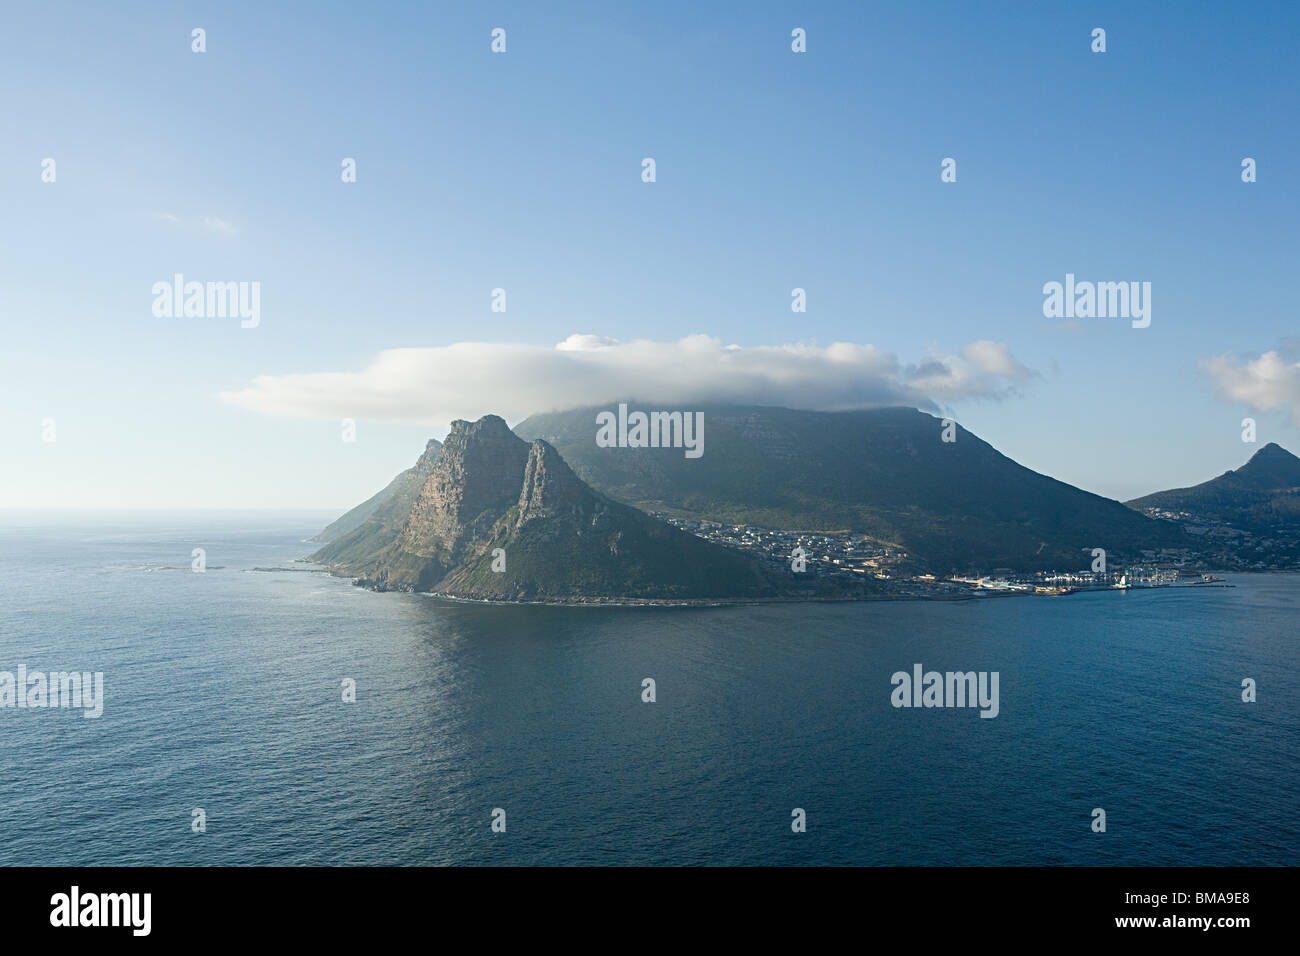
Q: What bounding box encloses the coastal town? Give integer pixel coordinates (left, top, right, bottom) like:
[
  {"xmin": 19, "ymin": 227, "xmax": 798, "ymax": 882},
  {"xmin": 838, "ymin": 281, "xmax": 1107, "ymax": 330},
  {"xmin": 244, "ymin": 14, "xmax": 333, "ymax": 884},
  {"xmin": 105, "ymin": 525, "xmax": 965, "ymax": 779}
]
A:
[
  {"xmin": 654, "ymin": 515, "xmax": 1228, "ymax": 598},
  {"xmin": 1131, "ymin": 504, "xmax": 1300, "ymax": 570}
]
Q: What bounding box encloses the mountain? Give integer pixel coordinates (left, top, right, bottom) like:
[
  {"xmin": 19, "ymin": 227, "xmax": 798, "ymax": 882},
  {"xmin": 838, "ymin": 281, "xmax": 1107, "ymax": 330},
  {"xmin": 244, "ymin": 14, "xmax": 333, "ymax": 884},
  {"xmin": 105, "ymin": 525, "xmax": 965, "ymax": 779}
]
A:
[
  {"xmin": 313, "ymin": 415, "xmax": 824, "ymax": 602},
  {"xmin": 1128, "ymin": 442, "xmax": 1300, "ymax": 518},
  {"xmin": 310, "ymin": 438, "xmax": 441, "ymax": 564},
  {"xmin": 1126, "ymin": 442, "xmax": 1300, "ymax": 568},
  {"xmin": 514, "ymin": 404, "xmax": 1185, "ymax": 573}
]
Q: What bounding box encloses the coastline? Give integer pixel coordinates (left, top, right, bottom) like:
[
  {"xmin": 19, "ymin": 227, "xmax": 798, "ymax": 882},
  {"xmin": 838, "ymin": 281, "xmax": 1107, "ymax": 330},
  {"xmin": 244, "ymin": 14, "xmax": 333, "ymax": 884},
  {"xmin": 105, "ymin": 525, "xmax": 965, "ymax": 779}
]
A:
[{"xmin": 288, "ymin": 559, "xmax": 1240, "ymax": 608}]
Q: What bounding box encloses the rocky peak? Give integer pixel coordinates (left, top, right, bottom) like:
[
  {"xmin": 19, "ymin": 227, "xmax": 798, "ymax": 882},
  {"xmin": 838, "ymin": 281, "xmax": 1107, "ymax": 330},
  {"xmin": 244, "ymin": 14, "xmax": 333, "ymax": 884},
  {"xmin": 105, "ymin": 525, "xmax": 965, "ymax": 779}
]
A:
[
  {"xmin": 1238, "ymin": 441, "xmax": 1300, "ymax": 488},
  {"xmin": 397, "ymin": 415, "xmax": 530, "ymax": 561},
  {"xmin": 517, "ymin": 439, "xmax": 588, "ymax": 524}
]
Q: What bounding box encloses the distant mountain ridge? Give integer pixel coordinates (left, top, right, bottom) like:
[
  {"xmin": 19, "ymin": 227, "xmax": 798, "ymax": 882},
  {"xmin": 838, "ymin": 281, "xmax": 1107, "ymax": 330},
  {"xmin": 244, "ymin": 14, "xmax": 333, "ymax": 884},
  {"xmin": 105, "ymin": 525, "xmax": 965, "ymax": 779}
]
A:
[{"xmin": 515, "ymin": 403, "xmax": 1184, "ymax": 572}]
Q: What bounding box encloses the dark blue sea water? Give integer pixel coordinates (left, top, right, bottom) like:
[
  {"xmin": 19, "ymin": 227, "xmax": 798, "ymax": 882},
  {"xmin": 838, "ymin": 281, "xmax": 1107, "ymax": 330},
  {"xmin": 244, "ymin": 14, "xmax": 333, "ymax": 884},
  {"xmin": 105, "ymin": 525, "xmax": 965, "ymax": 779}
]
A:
[{"xmin": 0, "ymin": 512, "xmax": 1295, "ymax": 866}]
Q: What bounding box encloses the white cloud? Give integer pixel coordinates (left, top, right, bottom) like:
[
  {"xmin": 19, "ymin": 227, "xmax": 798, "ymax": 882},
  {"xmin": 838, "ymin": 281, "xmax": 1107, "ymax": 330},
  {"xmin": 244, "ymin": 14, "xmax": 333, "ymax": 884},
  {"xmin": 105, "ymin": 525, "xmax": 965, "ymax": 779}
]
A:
[
  {"xmin": 219, "ymin": 334, "xmax": 1038, "ymax": 426},
  {"xmin": 961, "ymin": 340, "xmax": 1035, "ymax": 380},
  {"xmin": 154, "ymin": 212, "xmax": 239, "ymax": 238},
  {"xmin": 1201, "ymin": 349, "xmax": 1300, "ymax": 425},
  {"xmin": 198, "ymin": 216, "xmax": 239, "ymax": 238}
]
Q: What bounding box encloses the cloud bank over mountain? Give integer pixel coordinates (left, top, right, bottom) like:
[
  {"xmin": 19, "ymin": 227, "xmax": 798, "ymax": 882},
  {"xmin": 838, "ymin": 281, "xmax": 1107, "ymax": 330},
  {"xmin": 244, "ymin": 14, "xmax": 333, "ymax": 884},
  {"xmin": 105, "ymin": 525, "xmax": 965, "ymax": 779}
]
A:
[{"xmin": 219, "ymin": 333, "xmax": 1036, "ymax": 426}]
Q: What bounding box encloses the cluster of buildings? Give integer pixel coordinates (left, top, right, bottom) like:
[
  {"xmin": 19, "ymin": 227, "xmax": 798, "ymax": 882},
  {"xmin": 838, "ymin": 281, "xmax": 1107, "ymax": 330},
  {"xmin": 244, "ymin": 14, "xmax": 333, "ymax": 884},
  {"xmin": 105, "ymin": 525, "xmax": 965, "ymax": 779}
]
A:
[
  {"xmin": 657, "ymin": 514, "xmax": 1218, "ymax": 598},
  {"xmin": 654, "ymin": 517, "xmax": 907, "ymax": 578},
  {"xmin": 1135, "ymin": 507, "xmax": 1300, "ymax": 570},
  {"xmin": 878, "ymin": 566, "xmax": 1202, "ymax": 598}
]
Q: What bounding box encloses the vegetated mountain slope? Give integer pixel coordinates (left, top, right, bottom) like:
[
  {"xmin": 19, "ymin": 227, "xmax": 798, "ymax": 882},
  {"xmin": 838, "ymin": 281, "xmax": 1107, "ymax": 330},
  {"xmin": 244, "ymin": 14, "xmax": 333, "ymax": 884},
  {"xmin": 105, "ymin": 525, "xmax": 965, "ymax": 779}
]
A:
[
  {"xmin": 310, "ymin": 439, "xmax": 441, "ymax": 564},
  {"xmin": 1127, "ymin": 442, "xmax": 1300, "ymax": 568},
  {"xmin": 515, "ymin": 404, "xmax": 1183, "ymax": 573},
  {"xmin": 1128, "ymin": 442, "xmax": 1300, "ymax": 526}
]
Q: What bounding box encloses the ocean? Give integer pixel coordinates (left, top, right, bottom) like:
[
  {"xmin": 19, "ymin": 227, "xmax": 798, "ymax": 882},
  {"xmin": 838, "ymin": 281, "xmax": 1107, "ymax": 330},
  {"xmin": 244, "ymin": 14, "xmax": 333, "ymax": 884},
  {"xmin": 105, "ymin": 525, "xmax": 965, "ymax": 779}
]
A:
[{"xmin": 0, "ymin": 512, "xmax": 1295, "ymax": 866}]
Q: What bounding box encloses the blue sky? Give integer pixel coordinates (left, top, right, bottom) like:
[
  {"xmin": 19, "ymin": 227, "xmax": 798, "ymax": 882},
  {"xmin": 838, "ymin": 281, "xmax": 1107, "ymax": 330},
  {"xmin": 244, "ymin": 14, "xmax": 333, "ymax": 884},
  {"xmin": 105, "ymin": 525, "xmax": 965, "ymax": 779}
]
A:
[{"xmin": 2, "ymin": 0, "xmax": 1298, "ymax": 510}]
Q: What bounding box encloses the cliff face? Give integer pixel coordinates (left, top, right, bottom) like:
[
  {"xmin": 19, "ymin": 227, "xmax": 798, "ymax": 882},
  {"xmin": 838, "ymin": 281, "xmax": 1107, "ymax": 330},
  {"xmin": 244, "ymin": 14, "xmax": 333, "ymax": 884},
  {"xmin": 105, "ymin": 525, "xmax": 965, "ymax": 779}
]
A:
[
  {"xmin": 326, "ymin": 414, "xmax": 800, "ymax": 601},
  {"xmin": 395, "ymin": 416, "xmax": 530, "ymax": 565},
  {"xmin": 516, "ymin": 439, "xmax": 587, "ymax": 526}
]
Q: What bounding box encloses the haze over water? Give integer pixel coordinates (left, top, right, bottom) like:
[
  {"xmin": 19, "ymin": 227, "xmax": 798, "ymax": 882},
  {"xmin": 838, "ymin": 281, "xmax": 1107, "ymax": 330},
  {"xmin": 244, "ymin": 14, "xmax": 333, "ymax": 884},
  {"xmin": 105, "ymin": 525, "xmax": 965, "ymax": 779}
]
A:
[{"xmin": 1, "ymin": 513, "xmax": 1294, "ymax": 866}]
